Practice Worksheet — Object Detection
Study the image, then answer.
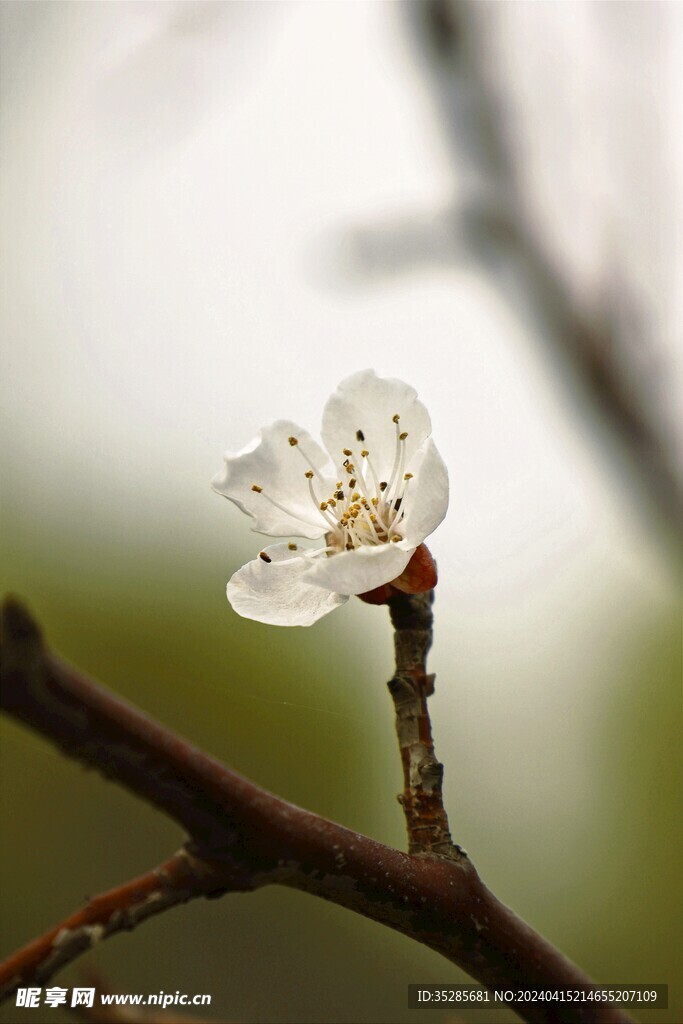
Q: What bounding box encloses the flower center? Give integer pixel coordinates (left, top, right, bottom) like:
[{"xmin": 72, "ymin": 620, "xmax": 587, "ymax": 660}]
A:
[
  {"xmin": 295, "ymin": 415, "xmax": 412, "ymax": 552},
  {"xmin": 248, "ymin": 415, "xmax": 414, "ymax": 553}
]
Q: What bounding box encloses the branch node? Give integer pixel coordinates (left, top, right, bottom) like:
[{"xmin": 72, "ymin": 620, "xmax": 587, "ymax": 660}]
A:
[
  {"xmin": 417, "ymin": 755, "xmax": 444, "ymax": 792},
  {"xmin": 0, "ymin": 596, "xmax": 636, "ymax": 1024}
]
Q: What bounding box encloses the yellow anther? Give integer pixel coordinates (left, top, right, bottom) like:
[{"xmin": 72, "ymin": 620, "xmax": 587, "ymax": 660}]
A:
[
  {"xmin": 399, "ymin": 431, "xmax": 408, "ymax": 441},
  {"xmin": 259, "ymin": 551, "xmax": 272, "ymax": 562},
  {"xmin": 320, "ymin": 501, "xmax": 328, "ymax": 510},
  {"xmin": 305, "ymin": 470, "xmax": 314, "ymax": 479},
  {"xmin": 370, "ymin": 514, "xmax": 377, "ymax": 523},
  {"xmin": 390, "ymin": 535, "xmax": 401, "ymax": 543},
  {"xmin": 352, "ymin": 492, "xmax": 360, "ymax": 501},
  {"xmin": 288, "ymin": 436, "xmax": 298, "ymax": 446},
  {"xmin": 360, "ymin": 449, "xmax": 369, "ymax": 458},
  {"xmin": 336, "ymin": 481, "xmax": 343, "ymax": 489},
  {"xmin": 328, "ymin": 498, "xmax": 337, "ymax": 507},
  {"xmin": 343, "ymin": 448, "xmax": 353, "ymax": 457},
  {"xmin": 251, "ymin": 484, "xmax": 263, "ymax": 493},
  {"xmin": 288, "ymin": 543, "xmax": 298, "ymax": 550},
  {"xmin": 404, "ymin": 472, "xmax": 413, "ymax": 480},
  {"xmin": 348, "ymin": 477, "xmax": 356, "ymax": 488},
  {"xmin": 335, "ymin": 490, "xmax": 344, "ymax": 500},
  {"xmin": 392, "ymin": 413, "xmax": 400, "ymax": 423},
  {"xmin": 371, "ymin": 497, "xmax": 378, "ymax": 506},
  {"xmin": 345, "ymin": 464, "xmax": 355, "ymax": 473}
]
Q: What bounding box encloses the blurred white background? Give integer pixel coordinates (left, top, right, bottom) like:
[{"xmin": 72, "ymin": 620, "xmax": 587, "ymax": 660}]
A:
[{"xmin": 2, "ymin": 0, "xmax": 677, "ymax": 720}]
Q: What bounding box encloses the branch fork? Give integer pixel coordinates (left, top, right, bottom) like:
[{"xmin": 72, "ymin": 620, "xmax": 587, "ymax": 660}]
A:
[{"xmin": 0, "ymin": 596, "xmax": 632, "ymax": 1024}]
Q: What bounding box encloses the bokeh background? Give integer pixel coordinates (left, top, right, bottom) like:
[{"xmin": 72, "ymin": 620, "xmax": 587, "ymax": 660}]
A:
[{"xmin": 1, "ymin": 3, "xmax": 681, "ymax": 1023}]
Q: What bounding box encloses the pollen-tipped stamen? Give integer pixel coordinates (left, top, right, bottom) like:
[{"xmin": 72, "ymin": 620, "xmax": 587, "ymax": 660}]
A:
[
  {"xmin": 362, "ymin": 451, "xmax": 382, "ymax": 497},
  {"xmin": 385, "ymin": 416, "xmax": 405, "ymax": 502},
  {"xmin": 386, "ymin": 424, "xmax": 408, "ymax": 508},
  {"xmin": 347, "ymin": 454, "xmax": 373, "ymax": 504},
  {"xmin": 291, "ymin": 438, "xmax": 322, "ymax": 477},
  {"xmin": 251, "ymin": 483, "xmax": 324, "ymax": 530},
  {"xmin": 359, "ymin": 451, "xmax": 391, "ymax": 530},
  {"xmin": 304, "ymin": 475, "xmax": 338, "ymax": 529},
  {"xmin": 390, "ymin": 472, "xmax": 413, "ymax": 528},
  {"xmin": 354, "ymin": 504, "xmax": 384, "ymax": 543},
  {"xmin": 267, "ymin": 544, "xmax": 338, "ymax": 567}
]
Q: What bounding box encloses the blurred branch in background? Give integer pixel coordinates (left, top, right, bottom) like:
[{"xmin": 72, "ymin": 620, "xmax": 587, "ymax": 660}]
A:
[
  {"xmin": 0, "ymin": 597, "xmax": 634, "ymax": 1024},
  {"xmin": 360, "ymin": 0, "xmax": 682, "ymax": 552}
]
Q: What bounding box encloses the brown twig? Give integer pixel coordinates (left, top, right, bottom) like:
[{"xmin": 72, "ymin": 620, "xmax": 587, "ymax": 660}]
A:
[
  {"xmin": 0, "ymin": 597, "xmax": 633, "ymax": 1024},
  {"xmin": 0, "ymin": 854, "xmax": 224, "ymax": 1003},
  {"xmin": 387, "ymin": 589, "xmax": 455, "ymax": 857}
]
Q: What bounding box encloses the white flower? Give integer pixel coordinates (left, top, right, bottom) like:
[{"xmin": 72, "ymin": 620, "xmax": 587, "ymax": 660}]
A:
[{"xmin": 212, "ymin": 369, "xmax": 449, "ymax": 626}]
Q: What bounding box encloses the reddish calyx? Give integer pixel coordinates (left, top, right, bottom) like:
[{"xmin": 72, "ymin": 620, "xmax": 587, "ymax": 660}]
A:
[{"xmin": 358, "ymin": 544, "xmax": 437, "ymax": 605}]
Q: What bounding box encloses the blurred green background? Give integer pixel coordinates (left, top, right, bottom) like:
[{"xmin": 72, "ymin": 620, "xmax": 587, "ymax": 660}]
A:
[{"xmin": 1, "ymin": 492, "xmax": 680, "ymax": 1024}]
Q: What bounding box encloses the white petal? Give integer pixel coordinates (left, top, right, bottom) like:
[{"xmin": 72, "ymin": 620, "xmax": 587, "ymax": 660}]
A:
[
  {"xmin": 401, "ymin": 438, "xmax": 450, "ymax": 548},
  {"xmin": 304, "ymin": 542, "xmax": 413, "ymax": 596},
  {"xmin": 321, "ymin": 369, "xmax": 432, "ymax": 481},
  {"xmin": 227, "ymin": 544, "xmax": 348, "ymax": 627},
  {"xmin": 212, "ymin": 420, "xmax": 335, "ymax": 540}
]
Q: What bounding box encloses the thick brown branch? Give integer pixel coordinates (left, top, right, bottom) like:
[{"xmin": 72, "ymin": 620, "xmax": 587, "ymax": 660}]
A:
[
  {"xmin": 0, "ymin": 598, "xmax": 632, "ymax": 1024},
  {"xmin": 387, "ymin": 590, "xmax": 455, "ymax": 857}
]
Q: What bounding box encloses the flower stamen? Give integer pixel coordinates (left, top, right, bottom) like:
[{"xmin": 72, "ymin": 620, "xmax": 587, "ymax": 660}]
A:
[
  {"xmin": 291, "ymin": 439, "xmax": 322, "ymax": 477},
  {"xmin": 347, "ymin": 453, "xmax": 374, "ymax": 502},
  {"xmin": 268, "ymin": 544, "xmax": 338, "ymax": 567},
  {"xmin": 363, "ymin": 451, "xmax": 383, "ymax": 502},
  {"xmin": 354, "ymin": 504, "xmax": 384, "ymax": 543},
  {"xmin": 386, "ymin": 419, "xmax": 408, "ymax": 507},
  {"xmin": 251, "ymin": 481, "xmax": 330, "ymax": 531}
]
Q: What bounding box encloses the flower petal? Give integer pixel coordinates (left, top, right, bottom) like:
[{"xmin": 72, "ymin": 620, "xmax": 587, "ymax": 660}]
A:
[
  {"xmin": 304, "ymin": 542, "xmax": 413, "ymax": 596},
  {"xmin": 321, "ymin": 369, "xmax": 432, "ymax": 482},
  {"xmin": 400, "ymin": 437, "xmax": 449, "ymax": 548},
  {"xmin": 212, "ymin": 420, "xmax": 335, "ymax": 540},
  {"xmin": 227, "ymin": 544, "xmax": 348, "ymax": 626}
]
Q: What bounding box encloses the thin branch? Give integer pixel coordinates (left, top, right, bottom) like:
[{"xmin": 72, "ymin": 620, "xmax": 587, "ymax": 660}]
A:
[
  {"xmin": 0, "ymin": 598, "xmax": 633, "ymax": 1024},
  {"xmin": 0, "ymin": 854, "xmax": 223, "ymax": 1002},
  {"xmin": 387, "ymin": 589, "xmax": 455, "ymax": 857}
]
